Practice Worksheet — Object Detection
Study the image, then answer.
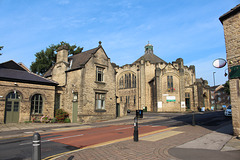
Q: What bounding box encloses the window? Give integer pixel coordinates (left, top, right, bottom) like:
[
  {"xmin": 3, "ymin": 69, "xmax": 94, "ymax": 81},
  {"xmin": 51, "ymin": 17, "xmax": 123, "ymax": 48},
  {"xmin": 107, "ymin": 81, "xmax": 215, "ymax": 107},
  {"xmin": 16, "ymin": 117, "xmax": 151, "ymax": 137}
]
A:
[
  {"xmin": 31, "ymin": 94, "xmax": 43, "ymax": 114},
  {"xmin": 167, "ymin": 76, "xmax": 174, "ymax": 92},
  {"xmin": 134, "ymin": 95, "xmax": 136, "ymax": 105},
  {"xmin": 119, "ymin": 73, "xmax": 136, "ymax": 89},
  {"xmin": 95, "ymin": 93, "xmax": 105, "ymax": 110},
  {"xmin": 185, "ymin": 93, "xmax": 190, "ymax": 98},
  {"xmin": 96, "ymin": 67, "xmax": 104, "ymax": 82}
]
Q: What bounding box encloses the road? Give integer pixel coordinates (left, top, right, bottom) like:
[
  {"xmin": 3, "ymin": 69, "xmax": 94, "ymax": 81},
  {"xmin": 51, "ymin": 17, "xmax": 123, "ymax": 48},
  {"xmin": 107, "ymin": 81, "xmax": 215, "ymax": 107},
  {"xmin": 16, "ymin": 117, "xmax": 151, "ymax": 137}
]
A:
[{"xmin": 0, "ymin": 111, "xmax": 231, "ymax": 160}]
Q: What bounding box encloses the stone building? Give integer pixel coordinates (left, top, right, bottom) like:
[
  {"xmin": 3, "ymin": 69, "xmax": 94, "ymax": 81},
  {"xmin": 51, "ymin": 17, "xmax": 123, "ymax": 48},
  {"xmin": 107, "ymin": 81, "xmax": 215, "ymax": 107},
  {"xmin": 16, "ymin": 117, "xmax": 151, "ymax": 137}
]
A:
[
  {"xmin": 210, "ymin": 85, "xmax": 230, "ymax": 110},
  {"xmin": 0, "ymin": 60, "xmax": 58, "ymax": 123},
  {"xmin": 44, "ymin": 42, "xmax": 116, "ymax": 123},
  {"xmin": 115, "ymin": 43, "xmax": 211, "ymax": 114},
  {"xmin": 219, "ymin": 4, "xmax": 240, "ymax": 136}
]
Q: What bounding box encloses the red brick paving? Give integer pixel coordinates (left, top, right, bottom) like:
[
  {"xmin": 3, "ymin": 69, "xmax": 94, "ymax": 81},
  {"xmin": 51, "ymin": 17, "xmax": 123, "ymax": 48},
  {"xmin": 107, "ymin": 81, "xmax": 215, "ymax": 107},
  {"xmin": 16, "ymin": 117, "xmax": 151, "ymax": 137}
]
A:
[{"xmin": 53, "ymin": 125, "xmax": 212, "ymax": 160}]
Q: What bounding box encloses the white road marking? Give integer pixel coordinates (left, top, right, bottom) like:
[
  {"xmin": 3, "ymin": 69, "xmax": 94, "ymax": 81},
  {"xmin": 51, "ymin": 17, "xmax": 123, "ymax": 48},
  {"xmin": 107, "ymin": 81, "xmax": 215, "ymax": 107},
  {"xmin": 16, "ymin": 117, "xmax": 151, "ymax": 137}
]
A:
[
  {"xmin": 115, "ymin": 126, "xmax": 133, "ymax": 130},
  {"xmin": 19, "ymin": 134, "xmax": 84, "ymax": 146}
]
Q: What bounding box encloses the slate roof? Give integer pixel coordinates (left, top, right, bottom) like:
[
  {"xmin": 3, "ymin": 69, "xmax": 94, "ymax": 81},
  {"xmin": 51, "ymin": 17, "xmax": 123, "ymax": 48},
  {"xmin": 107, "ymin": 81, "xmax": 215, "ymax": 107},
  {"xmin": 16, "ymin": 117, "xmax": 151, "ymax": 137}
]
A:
[
  {"xmin": 132, "ymin": 53, "xmax": 167, "ymax": 65},
  {"xmin": 219, "ymin": 4, "xmax": 240, "ymax": 23},
  {"xmin": 0, "ymin": 60, "xmax": 58, "ymax": 86},
  {"xmin": 44, "ymin": 45, "xmax": 103, "ymax": 77}
]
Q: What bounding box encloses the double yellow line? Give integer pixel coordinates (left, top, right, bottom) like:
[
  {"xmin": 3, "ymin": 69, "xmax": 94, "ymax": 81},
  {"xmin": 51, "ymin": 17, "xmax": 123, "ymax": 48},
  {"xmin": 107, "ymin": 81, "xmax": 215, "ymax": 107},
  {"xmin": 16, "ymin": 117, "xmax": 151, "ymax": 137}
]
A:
[{"xmin": 43, "ymin": 127, "xmax": 178, "ymax": 160}]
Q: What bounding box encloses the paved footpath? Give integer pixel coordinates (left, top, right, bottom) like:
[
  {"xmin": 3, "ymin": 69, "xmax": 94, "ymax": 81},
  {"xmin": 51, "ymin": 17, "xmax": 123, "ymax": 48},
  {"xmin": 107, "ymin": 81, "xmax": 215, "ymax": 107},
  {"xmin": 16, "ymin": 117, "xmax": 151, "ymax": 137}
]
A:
[{"xmin": 51, "ymin": 122, "xmax": 240, "ymax": 160}]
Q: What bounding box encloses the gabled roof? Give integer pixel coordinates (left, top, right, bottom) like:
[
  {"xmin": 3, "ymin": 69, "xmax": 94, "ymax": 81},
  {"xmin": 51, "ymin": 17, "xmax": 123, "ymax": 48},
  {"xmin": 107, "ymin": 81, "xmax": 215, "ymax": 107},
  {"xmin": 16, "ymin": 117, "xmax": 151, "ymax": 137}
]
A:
[
  {"xmin": 44, "ymin": 45, "xmax": 104, "ymax": 77},
  {"xmin": 0, "ymin": 60, "xmax": 58, "ymax": 86},
  {"xmin": 67, "ymin": 46, "xmax": 100, "ymax": 71},
  {"xmin": 219, "ymin": 4, "xmax": 240, "ymax": 23},
  {"xmin": 132, "ymin": 53, "xmax": 166, "ymax": 65},
  {"xmin": 0, "ymin": 60, "xmax": 26, "ymax": 71}
]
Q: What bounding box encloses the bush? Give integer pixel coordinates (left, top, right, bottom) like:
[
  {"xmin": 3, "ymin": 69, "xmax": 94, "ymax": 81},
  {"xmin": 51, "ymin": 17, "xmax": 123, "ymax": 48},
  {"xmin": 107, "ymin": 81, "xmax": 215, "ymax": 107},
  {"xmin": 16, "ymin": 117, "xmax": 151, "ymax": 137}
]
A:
[
  {"xmin": 55, "ymin": 109, "xmax": 69, "ymax": 123},
  {"xmin": 24, "ymin": 121, "xmax": 32, "ymax": 123},
  {"xmin": 50, "ymin": 117, "xmax": 57, "ymax": 123},
  {"xmin": 64, "ymin": 118, "xmax": 71, "ymax": 123}
]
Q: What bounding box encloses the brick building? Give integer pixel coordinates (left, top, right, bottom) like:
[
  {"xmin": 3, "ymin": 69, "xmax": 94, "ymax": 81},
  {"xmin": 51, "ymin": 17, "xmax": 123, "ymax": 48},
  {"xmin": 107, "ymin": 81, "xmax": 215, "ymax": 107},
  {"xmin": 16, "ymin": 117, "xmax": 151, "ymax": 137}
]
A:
[
  {"xmin": 115, "ymin": 43, "xmax": 211, "ymax": 113},
  {"xmin": 44, "ymin": 42, "xmax": 116, "ymax": 123},
  {"xmin": 220, "ymin": 4, "xmax": 240, "ymax": 136},
  {"xmin": 0, "ymin": 60, "xmax": 58, "ymax": 123}
]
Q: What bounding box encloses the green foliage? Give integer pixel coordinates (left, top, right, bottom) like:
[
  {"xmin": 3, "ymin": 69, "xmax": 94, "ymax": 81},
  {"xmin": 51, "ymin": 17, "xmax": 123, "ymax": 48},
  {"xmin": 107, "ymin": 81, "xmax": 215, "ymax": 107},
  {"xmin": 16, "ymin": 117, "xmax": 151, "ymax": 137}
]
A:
[
  {"xmin": 0, "ymin": 46, "xmax": 3, "ymax": 55},
  {"xmin": 50, "ymin": 117, "xmax": 57, "ymax": 123},
  {"xmin": 24, "ymin": 121, "xmax": 33, "ymax": 123},
  {"xmin": 55, "ymin": 109, "xmax": 69, "ymax": 123},
  {"xmin": 30, "ymin": 41, "xmax": 83, "ymax": 75},
  {"xmin": 64, "ymin": 118, "xmax": 71, "ymax": 123},
  {"xmin": 223, "ymin": 80, "xmax": 230, "ymax": 95}
]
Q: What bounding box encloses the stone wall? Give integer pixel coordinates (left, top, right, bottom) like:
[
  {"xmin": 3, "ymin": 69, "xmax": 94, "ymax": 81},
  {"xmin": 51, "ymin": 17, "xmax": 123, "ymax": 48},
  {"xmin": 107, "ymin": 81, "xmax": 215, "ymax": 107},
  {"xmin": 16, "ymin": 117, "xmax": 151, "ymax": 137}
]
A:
[
  {"xmin": 0, "ymin": 80, "xmax": 55, "ymax": 123},
  {"xmin": 221, "ymin": 9, "xmax": 240, "ymax": 136},
  {"xmin": 53, "ymin": 47, "xmax": 116, "ymax": 123}
]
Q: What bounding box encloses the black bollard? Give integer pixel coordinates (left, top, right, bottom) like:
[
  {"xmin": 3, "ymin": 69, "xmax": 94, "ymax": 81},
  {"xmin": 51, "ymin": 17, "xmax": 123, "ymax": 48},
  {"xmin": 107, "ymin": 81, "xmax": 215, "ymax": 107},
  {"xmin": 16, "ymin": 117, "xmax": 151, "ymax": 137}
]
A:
[
  {"xmin": 133, "ymin": 116, "xmax": 138, "ymax": 142},
  {"xmin": 192, "ymin": 111, "xmax": 195, "ymax": 126},
  {"xmin": 32, "ymin": 132, "xmax": 41, "ymax": 160}
]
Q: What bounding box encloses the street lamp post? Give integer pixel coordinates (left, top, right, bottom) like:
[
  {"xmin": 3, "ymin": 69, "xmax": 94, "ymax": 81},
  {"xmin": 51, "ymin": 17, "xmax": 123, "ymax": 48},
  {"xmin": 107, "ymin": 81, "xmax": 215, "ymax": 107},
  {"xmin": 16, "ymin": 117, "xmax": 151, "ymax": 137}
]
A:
[
  {"xmin": 213, "ymin": 72, "xmax": 217, "ymax": 110},
  {"xmin": 192, "ymin": 73, "xmax": 195, "ymax": 126}
]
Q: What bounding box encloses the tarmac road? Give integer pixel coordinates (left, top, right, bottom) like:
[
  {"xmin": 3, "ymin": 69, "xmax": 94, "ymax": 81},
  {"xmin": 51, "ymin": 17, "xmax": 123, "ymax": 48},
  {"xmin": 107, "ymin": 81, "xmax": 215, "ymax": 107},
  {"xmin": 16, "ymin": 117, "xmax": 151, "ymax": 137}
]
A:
[{"xmin": 0, "ymin": 111, "xmax": 235, "ymax": 160}]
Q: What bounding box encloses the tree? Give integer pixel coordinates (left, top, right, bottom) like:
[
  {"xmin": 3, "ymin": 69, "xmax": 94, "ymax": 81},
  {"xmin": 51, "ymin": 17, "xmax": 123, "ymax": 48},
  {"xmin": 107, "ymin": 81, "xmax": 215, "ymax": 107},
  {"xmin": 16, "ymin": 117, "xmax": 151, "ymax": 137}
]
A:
[
  {"xmin": 30, "ymin": 42, "xmax": 83, "ymax": 75},
  {"xmin": 0, "ymin": 46, "xmax": 3, "ymax": 55},
  {"xmin": 223, "ymin": 80, "xmax": 230, "ymax": 95}
]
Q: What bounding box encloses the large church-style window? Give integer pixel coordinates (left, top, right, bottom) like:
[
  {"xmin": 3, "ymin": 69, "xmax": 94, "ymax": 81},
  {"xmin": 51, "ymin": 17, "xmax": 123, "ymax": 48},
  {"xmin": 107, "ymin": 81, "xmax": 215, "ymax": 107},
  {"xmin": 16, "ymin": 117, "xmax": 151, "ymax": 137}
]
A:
[
  {"xmin": 128, "ymin": 73, "xmax": 131, "ymax": 88},
  {"xmin": 167, "ymin": 76, "xmax": 174, "ymax": 92},
  {"xmin": 119, "ymin": 73, "xmax": 137, "ymax": 89}
]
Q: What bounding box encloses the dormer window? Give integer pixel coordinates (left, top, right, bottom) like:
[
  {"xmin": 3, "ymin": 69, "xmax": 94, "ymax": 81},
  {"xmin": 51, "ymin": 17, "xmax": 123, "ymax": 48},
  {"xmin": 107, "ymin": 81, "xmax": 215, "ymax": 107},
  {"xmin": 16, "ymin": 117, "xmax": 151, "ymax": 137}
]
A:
[{"xmin": 96, "ymin": 67, "xmax": 104, "ymax": 82}]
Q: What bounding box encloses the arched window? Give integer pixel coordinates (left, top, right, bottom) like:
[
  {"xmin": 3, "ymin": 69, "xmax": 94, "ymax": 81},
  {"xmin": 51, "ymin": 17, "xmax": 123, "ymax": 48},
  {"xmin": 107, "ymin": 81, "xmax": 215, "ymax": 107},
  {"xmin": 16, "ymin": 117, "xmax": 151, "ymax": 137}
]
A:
[
  {"xmin": 119, "ymin": 73, "xmax": 137, "ymax": 89},
  {"xmin": 129, "ymin": 73, "xmax": 131, "ymax": 88},
  {"xmin": 31, "ymin": 94, "xmax": 43, "ymax": 114},
  {"xmin": 132, "ymin": 74, "xmax": 136, "ymax": 88},
  {"xmin": 125, "ymin": 74, "xmax": 128, "ymax": 88}
]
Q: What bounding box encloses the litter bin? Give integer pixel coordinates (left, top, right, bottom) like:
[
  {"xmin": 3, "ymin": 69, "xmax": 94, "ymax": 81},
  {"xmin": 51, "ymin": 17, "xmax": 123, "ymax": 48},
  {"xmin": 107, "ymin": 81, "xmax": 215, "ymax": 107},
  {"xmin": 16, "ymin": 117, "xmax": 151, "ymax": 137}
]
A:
[{"xmin": 136, "ymin": 110, "xmax": 143, "ymax": 118}]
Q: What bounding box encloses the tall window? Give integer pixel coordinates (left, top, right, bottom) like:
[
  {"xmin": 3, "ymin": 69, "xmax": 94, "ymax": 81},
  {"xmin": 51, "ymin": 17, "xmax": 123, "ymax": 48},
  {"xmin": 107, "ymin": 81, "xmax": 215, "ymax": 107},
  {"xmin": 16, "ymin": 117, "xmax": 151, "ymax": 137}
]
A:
[
  {"xmin": 119, "ymin": 73, "xmax": 136, "ymax": 89},
  {"xmin": 95, "ymin": 93, "xmax": 105, "ymax": 110},
  {"xmin": 31, "ymin": 94, "xmax": 43, "ymax": 114},
  {"xmin": 96, "ymin": 67, "xmax": 104, "ymax": 82},
  {"xmin": 55, "ymin": 93, "xmax": 60, "ymax": 110},
  {"xmin": 167, "ymin": 76, "xmax": 173, "ymax": 92}
]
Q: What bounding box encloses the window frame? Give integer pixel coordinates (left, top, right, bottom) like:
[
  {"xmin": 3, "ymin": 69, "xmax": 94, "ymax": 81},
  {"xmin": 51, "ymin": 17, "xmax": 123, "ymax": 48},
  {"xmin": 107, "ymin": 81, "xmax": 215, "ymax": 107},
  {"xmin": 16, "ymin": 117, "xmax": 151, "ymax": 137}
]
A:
[
  {"xmin": 96, "ymin": 67, "xmax": 104, "ymax": 82},
  {"xmin": 31, "ymin": 94, "xmax": 43, "ymax": 115},
  {"xmin": 95, "ymin": 93, "xmax": 106, "ymax": 112},
  {"xmin": 167, "ymin": 75, "xmax": 174, "ymax": 92}
]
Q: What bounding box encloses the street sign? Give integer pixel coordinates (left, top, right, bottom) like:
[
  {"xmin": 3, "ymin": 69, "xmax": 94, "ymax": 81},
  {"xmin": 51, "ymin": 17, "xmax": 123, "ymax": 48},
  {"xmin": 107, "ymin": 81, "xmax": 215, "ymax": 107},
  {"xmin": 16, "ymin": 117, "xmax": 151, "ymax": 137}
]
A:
[
  {"xmin": 213, "ymin": 58, "xmax": 227, "ymax": 68},
  {"xmin": 229, "ymin": 65, "xmax": 240, "ymax": 79}
]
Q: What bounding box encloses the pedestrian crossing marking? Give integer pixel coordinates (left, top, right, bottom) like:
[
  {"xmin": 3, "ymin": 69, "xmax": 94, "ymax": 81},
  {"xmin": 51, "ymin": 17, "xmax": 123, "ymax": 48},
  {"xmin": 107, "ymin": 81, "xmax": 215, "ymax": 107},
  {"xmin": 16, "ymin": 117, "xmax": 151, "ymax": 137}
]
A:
[{"xmin": 140, "ymin": 131, "xmax": 183, "ymax": 142}]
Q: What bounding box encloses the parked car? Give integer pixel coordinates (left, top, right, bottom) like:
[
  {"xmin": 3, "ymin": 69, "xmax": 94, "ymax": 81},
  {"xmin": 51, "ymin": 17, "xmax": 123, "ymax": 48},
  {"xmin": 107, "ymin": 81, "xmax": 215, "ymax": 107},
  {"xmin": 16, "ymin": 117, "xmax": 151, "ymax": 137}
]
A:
[{"xmin": 224, "ymin": 105, "xmax": 232, "ymax": 117}]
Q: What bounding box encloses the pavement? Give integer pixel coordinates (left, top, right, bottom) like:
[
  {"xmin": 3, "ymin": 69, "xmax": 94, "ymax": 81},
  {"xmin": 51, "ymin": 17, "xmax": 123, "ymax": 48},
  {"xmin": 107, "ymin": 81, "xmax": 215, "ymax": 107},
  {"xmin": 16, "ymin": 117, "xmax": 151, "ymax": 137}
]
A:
[{"xmin": 0, "ymin": 113, "xmax": 240, "ymax": 160}]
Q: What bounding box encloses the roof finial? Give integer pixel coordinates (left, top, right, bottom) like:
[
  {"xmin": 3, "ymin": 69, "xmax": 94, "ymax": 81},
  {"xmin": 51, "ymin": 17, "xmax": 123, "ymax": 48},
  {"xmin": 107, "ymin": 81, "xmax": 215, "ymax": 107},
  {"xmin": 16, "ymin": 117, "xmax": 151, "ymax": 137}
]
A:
[
  {"xmin": 98, "ymin": 41, "xmax": 102, "ymax": 46},
  {"xmin": 148, "ymin": 41, "xmax": 150, "ymax": 44}
]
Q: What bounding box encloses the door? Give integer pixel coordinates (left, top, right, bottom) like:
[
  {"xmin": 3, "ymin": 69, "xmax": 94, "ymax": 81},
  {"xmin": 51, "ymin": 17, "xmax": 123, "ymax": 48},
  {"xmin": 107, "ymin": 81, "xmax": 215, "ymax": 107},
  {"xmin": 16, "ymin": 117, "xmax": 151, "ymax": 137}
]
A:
[
  {"xmin": 5, "ymin": 92, "xmax": 20, "ymax": 123},
  {"xmin": 116, "ymin": 103, "xmax": 120, "ymax": 117},
  {"xmin": 185, "ymin": 98, "xmax": 190, "ymax": 109}
]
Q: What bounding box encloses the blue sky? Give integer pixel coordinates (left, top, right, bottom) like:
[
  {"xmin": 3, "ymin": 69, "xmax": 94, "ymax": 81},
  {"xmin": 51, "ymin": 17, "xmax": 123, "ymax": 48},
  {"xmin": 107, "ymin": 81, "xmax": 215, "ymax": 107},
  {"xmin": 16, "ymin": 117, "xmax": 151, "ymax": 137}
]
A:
[{"xmin": 0, "ymin": 0, "xmax": 239, "ymax": 86}]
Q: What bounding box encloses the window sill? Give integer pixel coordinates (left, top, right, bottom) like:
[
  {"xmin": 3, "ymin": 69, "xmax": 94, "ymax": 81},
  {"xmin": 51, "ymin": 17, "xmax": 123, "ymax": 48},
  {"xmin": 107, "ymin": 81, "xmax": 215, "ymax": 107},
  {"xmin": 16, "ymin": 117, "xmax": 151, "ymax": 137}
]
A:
[
  {"xmin": 95, "ymin": 109, "xmax": 106, "ymax": 112},
  {"xmin": 95, "ymin": 81, "xmax": 106, "ymax": 85}
]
